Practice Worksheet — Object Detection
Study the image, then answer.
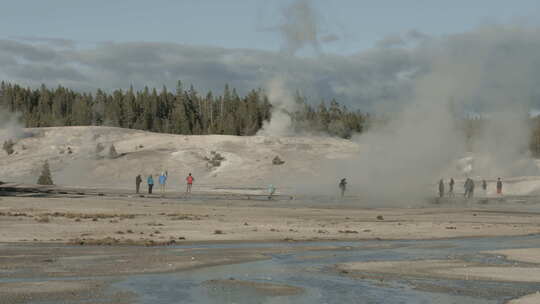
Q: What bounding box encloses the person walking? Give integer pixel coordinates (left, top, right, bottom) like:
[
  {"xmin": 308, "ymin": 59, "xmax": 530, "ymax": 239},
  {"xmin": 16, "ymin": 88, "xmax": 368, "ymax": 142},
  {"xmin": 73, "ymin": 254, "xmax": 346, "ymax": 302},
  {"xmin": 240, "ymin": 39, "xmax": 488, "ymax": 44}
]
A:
[
  {"xmin": 496, "ymin": 178, "xmax": 503, "ymax": 195},
  {"xmin": 482, "ymin": 180, "xmax": 487, "ymax": 196},
  {"xmin": 339, "ymin": 178, "xmax": 347, "ymax": 197},
  {"xmin": 147, "ymin": 175, "xmax": 154, "ymax": 194},
  {"xmin": 468, "ymin": 178, "xmax": 475, "ymax": 199},
  {"xmin": 135, "ymin": 174, "xmax": 142, "ymax": 194},
  {"xmin": 186, "ymin": 173, "xmax": 194, "ymax": 194},
  {"xmin": 159, "ymin": 172, "xmax": 167, "ymax": 195},
  {"xmin": 438, "ymin": 179, "xmax": 445, "ymax": 198},
  {"xmin": 268, "ymin": 184, "xmax": 276, "ymax": 200},
  {"xmin": 464, "ymin": 178, "xmax": 470, "ymax": 198},
  {"xmin": 448, "ymin": 178, "xmax": 455, "ymax": 197}
]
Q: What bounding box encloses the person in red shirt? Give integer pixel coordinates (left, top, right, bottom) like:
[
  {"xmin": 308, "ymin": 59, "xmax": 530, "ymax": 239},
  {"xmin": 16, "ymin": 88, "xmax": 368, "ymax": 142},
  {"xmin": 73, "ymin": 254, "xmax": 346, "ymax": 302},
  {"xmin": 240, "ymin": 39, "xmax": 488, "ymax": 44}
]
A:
[{"xmin": 186, "ymin": 173, "xmax": 194, "ymax": 193}]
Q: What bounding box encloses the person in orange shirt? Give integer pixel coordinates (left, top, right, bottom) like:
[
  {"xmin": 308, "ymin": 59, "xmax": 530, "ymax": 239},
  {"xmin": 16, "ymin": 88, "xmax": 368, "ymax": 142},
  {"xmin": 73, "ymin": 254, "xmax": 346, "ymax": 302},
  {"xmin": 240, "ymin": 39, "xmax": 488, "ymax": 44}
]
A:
[{"xmin": 186, "ymin": 173, "xmax": 194, "ymax": 194}]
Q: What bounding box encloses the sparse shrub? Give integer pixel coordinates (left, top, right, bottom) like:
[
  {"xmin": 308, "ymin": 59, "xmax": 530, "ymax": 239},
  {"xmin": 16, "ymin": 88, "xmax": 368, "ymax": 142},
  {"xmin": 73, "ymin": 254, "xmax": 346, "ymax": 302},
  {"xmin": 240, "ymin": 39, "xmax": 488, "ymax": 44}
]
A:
[
  {"xmin": 328, "ymin": 120, "xmax": 350, "ymax": 139},
  {"xmin": 272, "ymin": 156, "xmax": 285, "ymax": 165},
  {"xmin": 108, "ymin": 144, "xmax": 118, "ymax": 159},
  {"xmin": 37, "ymin": 161, "xmax": 54, "ymax": 185},
  {"xmin": 214, "ymin": 229, "xmax": 224, "ymax": 235},
  {"xmin": 3, "ymin": 140, "xmax": 14, "ymax": 155},
  {"xmin": 211, "ymin": 151, "xmax": 224, "ymax": 161},
  {"xmin": 36, "ymin": 215, "xmax": 50, "ymax": 223},
  {"xmin": 95, "ymin": 143, "xmax": 104, "ymax": 154},
  {"xmin": 205, "ymin": 151, "xmax": 225, "ymax": 169}
]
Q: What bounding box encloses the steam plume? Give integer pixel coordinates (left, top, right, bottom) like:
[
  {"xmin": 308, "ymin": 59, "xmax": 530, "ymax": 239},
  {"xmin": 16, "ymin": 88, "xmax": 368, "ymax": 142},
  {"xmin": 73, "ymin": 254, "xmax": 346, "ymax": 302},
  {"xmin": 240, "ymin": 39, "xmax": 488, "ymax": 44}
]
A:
[
  {"xmin": 257, "ymin": 78, "xmax": 297, "ymax": 136},
  {"xmin": 345, "ymin": 26, "xmax": 540, "ymax": 200},
  {"xmin": 278, "ymin": 0, "xmax": 322, "ymax": 55},
  {"xmin": 0, "ymin": 109, "xmax": 24, "ymax": 143}
]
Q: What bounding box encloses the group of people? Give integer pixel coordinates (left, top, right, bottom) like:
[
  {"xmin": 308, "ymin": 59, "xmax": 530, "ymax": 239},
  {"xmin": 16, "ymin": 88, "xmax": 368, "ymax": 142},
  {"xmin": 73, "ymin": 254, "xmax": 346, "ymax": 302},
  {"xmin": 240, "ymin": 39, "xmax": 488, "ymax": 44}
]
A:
[
  {"xmin": 134, "ymin": 173, "xmax": 506, "ymax": 199},
  {"xmin": 135, "ymin": 172, "xmax": 195, "ymax": 195},
  {"xmin": 438, "ymin": 177, "xmax": 503, "ymax": 198}
]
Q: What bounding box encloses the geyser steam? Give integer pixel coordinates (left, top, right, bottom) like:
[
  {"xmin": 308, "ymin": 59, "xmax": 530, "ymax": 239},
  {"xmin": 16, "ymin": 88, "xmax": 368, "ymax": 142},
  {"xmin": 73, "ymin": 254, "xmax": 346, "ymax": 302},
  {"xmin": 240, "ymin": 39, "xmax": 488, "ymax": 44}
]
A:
[
  {"xmin": 257, "ymin": 78, "xmax": 297, "ymax": 137},
  {"xmin": 345, "ymin": 26, "xmax": 540, "ymax": 200},
  {"xmin": 0, "ymin": 109, "xmax": 24, "ymax": 143}
]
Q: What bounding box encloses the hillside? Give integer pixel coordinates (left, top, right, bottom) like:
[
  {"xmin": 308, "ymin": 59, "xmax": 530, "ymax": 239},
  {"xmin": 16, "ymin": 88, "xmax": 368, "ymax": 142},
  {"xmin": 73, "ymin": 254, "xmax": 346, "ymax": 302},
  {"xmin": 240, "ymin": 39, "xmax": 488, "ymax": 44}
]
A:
[{"xmin": 0, "ymin": 126, "xmax": 359, "ymax": 191}]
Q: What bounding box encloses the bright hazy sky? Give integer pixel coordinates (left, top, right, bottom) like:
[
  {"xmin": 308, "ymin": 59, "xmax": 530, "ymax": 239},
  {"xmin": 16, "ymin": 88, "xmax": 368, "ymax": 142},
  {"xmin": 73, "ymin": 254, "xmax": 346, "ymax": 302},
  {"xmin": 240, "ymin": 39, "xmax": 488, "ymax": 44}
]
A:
[{"xmin": 1, "ymin": 0, "xmax": 538, "ymax": 53}]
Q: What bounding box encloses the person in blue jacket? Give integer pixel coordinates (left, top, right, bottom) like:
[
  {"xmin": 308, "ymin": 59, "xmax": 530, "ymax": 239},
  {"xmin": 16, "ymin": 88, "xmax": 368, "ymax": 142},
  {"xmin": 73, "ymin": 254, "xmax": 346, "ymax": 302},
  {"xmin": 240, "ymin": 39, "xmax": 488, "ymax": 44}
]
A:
[
  {"xmin": 147, "ymin": 175, "xmax": 154, "ymax": 194},
  {"xmin": 159, "ymin": 172, "xmax": 167, "ymax": 195}
]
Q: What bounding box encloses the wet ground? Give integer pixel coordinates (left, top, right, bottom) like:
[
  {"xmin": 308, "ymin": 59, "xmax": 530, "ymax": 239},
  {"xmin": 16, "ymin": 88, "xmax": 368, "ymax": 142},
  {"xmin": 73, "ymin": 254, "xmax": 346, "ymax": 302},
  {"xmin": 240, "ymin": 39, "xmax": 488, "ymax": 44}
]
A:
[
  {"xmin": 2, "ymin": 183, "xmax": 540, "ymax": 303},
  {"xmin": 113, "ymin": 235, "xmax": 540, "ymax": 304},
  {"xmin": 1, "ymin": 234, "xmax": 539, "ymax": 304},
  {"xmin": 0, "ymin": 182, "xmax": 294, "ymax": 202}
]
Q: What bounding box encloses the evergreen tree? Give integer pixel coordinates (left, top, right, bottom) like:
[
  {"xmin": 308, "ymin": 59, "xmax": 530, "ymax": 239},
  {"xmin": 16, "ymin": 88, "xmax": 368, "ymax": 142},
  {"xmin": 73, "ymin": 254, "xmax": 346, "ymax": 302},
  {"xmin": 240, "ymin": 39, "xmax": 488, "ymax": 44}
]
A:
[
  {"xmin": 72, "ymin": 95, "xmax": 92, "ymax": 125},
  {"xmin": 0, "ymin": 81, "xmax": 368, "ymax": 139},
  {"xmin": 124, "ymin": 86, "xmax": 138, "ymax": 128},
  {"xmin": 108, "ymin": 144, "xmax": 118, "ymax": 159},
  {"xmin": 37, "ymin": 161, "xmax": 54, "ymax": 185},
  {"xmin": 2, "ymin": 140, "xmax": 14, "ymax": 155}
]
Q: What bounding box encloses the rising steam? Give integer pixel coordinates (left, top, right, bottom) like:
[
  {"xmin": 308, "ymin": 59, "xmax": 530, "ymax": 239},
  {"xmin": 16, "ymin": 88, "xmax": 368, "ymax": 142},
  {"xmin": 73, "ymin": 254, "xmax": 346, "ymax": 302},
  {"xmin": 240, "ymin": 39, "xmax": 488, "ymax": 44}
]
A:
[
  {"xmin": 278, "ymin": 0, "xmax": 322, "ymax": 55},
  {"xmin": 273, "ymin": 25, "xmax": 540, "ymax": 201},
  {"xmin": 0, "ymin": 109, "xmax": 24, "ymax": 143},
  {"xmin": 257, "ymin": 78, "xmax": 297, "ymax": 137},
  {"xmin": 342, "ymin": 27, "xmax": 540, "ymax": 200},
  {"xmin": 259, "ymin": 0, "xmax": 334, "ymax": 136}
]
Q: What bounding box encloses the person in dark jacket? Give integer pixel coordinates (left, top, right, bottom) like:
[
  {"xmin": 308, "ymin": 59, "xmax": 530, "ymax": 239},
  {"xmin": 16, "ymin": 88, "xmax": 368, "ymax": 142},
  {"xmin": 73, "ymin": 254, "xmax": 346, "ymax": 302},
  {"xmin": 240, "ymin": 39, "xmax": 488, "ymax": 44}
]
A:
[
  {"xmin": 448, "ymin": 178, "xmax": 455, "ymax": 197},
  {"xmin": 135, "ymin": 174, "xmax": 142, "ymax": 194},
  {"xmin": 464, "ymin": 178, "xmax": 469, "ymax": 198},
  {"xmin": 438, "ymin": 179, "xmax": 444, "ymax": 198},
  {"xmin": 339, "ymin": 178, "xmax": 347, "ymax": 197},
  {"xmin": 147, "ymin": 175, "xmax": 154, "ymax": 194},
  {"xmin": 468, "ymin": 178, "xmax": 475, "ymax": 199},
  {"xmin": 497, "ymin": 177, "xmax": 503, "ymax": 195}
]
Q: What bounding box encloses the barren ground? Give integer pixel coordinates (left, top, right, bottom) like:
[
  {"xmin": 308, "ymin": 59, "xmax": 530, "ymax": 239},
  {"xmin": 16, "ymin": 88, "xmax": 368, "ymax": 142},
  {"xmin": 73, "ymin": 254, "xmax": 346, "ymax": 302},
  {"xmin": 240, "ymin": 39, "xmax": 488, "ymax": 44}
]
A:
[
  {"xmin": 1, "ymin": 193, "xmax": 540, "ymax": 303},
  {"xmin": 2, "ymin": 194, "xmax": 540, "ymax": 244}
]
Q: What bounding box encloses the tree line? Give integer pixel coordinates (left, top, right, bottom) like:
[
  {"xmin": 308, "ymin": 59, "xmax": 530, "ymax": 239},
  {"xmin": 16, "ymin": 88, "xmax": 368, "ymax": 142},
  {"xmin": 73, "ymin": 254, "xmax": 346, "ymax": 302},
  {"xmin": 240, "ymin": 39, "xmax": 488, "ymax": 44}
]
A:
[
  {"xmin": 0, "ymin": 81, "xmax": 366, "ymax": 138},
  {"xmin": 9, "ymin": 80, "xmax": 540, "ymax": 157}
]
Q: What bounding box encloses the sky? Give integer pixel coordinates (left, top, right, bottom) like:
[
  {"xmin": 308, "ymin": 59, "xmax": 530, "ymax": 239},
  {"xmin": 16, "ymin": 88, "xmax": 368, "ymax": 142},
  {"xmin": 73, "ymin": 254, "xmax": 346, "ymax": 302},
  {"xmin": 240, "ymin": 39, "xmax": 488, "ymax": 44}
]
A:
[
  {"xmin": 1, "ymin": 0, "xmax": 538, "ymax": 54},
  {"xmin": 0, "ymin": 0, "xmax": 540, "ymax": 111}
]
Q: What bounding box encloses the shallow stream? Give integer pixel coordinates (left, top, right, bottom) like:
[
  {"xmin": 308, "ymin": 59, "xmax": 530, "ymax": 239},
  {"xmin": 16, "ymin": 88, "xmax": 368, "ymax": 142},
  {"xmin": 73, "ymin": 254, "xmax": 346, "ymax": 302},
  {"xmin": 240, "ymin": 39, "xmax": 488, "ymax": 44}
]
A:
[{"xmin": 111, "ymin": 235, "xmax": 540, "ymax": 304}]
